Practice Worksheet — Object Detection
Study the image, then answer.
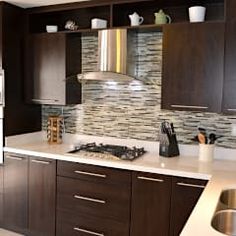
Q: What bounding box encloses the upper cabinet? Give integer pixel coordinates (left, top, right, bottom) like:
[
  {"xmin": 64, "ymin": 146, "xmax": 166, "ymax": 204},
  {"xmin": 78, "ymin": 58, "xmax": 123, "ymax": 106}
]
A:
[
  {"xmin": 222, "ymin": 0, "xmax": 236, "ymax": 113},
  {"xmin": 162, "ymin": 22, "xmax": 225, "ymax": 112},
  {"xmin": 26, "ymin": 33, "xmax": 82, "ymax": 105}
]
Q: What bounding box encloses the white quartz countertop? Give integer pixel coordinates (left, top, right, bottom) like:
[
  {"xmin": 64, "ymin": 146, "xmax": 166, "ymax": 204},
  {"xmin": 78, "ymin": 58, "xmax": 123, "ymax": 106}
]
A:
[{"xmin": 4, "ymin": 132, "xmax": 236, "ymax": 236}]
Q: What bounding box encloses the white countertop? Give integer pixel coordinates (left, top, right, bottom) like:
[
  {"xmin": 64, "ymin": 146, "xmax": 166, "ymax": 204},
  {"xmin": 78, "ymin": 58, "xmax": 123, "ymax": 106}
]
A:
[{"xmin": 4, "ymin": 132, "xmax": 236, "ymax": 236}]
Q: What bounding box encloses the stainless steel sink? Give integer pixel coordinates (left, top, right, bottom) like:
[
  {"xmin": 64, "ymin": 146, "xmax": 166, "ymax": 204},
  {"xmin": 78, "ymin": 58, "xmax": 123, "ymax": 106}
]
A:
[
  {"xmin": 212, "ymin": 210, "xmax": 236, "ymax": 235},
  {"xmin": 220, "ymin": 189, "xmax": 236, "ymax": 209}
]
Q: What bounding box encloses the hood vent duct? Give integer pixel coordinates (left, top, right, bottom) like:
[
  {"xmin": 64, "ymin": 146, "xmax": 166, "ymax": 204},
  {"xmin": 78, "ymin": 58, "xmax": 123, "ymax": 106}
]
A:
[{"xmin": 77, "ymin": 29, "xmax": 136, "ymax": 81}]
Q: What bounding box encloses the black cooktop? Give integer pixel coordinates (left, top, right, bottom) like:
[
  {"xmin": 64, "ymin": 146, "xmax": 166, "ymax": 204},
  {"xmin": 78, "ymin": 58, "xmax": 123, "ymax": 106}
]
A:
[{"xmin": 68, "ymin": 142, "xmax": 146, "ymax": 160}]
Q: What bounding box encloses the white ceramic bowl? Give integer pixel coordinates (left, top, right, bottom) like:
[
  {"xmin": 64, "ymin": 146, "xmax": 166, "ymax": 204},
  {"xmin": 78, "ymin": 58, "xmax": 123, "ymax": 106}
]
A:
[{"xmin": 46, "ymin": 25, "xmax": 58, "ymax": 33}]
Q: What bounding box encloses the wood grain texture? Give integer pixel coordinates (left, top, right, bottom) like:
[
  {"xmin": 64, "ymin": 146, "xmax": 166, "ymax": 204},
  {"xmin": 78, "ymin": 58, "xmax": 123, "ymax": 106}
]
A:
[
  {"xmin": 27, "ymin": 33, "xmax": 81, "ymax": 105},
  {"xmin": 2, "ymin": 3, "xmax": 41, "ymax": 136},
  {"xmin": 130, "ymin": 171, "xmax": 172, "ymax": 236},
  {"xmin": 57, "ymin": 175, "xmax": 131, "ymax": 224},
  {"xmin": 222, "ymin": 0, "xmax": 236, "ymax": 113},
  {"xmin": 162, "ymin": 22, "xmax": 225, "ymax": 112},
  {"xmin": 57, "ymin": 160, "xmax": 131, "ymax": 186},
  {"xmin": 170, "ymin": 177, "xmax": 208, "ymax": 236},
  {"xmin": 3, "ymin": 153, "xmax": 28, "ymax": 234},
  {"xmin": 28, "ymin": 157, "xmax": 56, "ymax": 236},
  {"xmin": 57, "ymin": 209, "xmax": 130, "ymax": 236}
]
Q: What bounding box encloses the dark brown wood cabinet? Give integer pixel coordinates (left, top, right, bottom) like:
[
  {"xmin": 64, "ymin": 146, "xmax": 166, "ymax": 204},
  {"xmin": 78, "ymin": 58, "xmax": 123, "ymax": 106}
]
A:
[
  {"xmin": 222, "ymin": 0, "xmax": 236, "ymax": 113},
  {"xmin": 3, "ymin": 153, "xmax": 28, "ymax": 234},
  {"xmin": 162, "ymin": 22, "xmax": 225, "ymax": 112},
  {"xmin": 130, "ymin": 171, "xmax": 172, "ymax": 236},
  {"xmin": 1, "ymin": 3, "xmax": 41, "ymax": 136},
  {"xmin": 56, "ymin": 161, "xmax": 131, "ymax": 236},
  {"xmin": 170, "ymin": 177, "xmax": 208, "ymax": 236},
  {"xmin": 26, "ymin": 33, "xmax": 81, "ymax": 105},
  {"xmin": 29, "ymin": 157, "xmax": 56, "ymax": 236}
]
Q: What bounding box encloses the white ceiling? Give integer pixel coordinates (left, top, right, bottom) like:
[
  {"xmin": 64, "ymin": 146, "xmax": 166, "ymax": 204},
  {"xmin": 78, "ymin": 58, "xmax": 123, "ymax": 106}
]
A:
[{"xmin": 6, "ymin": 0, "xmax": 89, "ymax": 8}]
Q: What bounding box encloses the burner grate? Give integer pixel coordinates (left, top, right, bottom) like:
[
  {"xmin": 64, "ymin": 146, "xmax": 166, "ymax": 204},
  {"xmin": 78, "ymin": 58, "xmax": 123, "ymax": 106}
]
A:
[{"xmin": 68, "ymin": 143, "xmax": 146, "ymax": 160}]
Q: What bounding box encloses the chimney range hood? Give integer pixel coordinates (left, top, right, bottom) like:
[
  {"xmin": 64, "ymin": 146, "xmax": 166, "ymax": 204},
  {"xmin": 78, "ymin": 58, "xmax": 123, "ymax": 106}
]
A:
[{"xmin": 77, "ymin": 28, "xmax": 136, "ymax": 81}]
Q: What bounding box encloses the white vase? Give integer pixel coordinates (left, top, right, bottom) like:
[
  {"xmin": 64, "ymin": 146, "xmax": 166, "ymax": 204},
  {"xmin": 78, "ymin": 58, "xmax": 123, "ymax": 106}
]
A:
[{"xmin": 189, "ymin": 6, "xmax": 206, "ymax": 22}]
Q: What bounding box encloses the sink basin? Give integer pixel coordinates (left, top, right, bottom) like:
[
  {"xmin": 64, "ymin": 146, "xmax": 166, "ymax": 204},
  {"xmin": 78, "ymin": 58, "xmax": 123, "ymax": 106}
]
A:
[
  {"xmin": 212, "ymin": 210, "xmax": 236, "ymax": 235},
  {"xmin": 220, "ymin": 189, "xmax": 236, "ymax": 209}
]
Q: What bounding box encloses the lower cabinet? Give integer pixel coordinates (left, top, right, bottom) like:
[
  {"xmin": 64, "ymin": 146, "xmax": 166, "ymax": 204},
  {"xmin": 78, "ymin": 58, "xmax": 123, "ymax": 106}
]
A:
[
  {"xmin": 56, "ymin": 161, "xmax": 131, "ymax": 236},
  {"xmin": 130, "ymin": 172, "xmax": 172, "ymax": 236},
  {"xmin": 170, "ymin": 177, "xmax": 208, "ymax": 236},
  {"xmin": 28, "ymin": 157, "xmax": 56, "ymax": 236},
  {"xmin": 3, "ymin": 153, "xmax": 28, "ymax": 234},
  {"xmin": 3, "ymin": 153, "xmax": 56, "ymax": 236},
  {"xmin": 2, "ymin": 154, "xmax": 208, "ymax": 236}
]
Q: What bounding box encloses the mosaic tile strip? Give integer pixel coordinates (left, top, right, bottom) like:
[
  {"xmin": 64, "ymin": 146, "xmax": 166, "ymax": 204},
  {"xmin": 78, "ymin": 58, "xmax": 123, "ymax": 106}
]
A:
[{"xmin": 42, "ymin": 32, "xmax": 236, "ymax": 149}]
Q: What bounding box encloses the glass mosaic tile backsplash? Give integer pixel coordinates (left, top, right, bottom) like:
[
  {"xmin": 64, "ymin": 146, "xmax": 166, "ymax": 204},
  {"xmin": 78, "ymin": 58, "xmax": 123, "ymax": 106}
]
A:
[{"xmin": 42, "ymin": 32, "xmax": 236, "ymax": 148}]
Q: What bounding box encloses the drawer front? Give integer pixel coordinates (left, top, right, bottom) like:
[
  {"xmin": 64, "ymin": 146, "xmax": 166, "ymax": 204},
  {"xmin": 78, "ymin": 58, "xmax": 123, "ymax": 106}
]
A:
[
  {"xmin": 57, "ymin": 210, "xmax": 130, "ymax": 236},
  {"xmin": 57, "ymin": 176, "xmax": 131, "ymax": 223},
  {"xmin": 57, "ymin": 161, "xmax": 131, "ymax": 186}
]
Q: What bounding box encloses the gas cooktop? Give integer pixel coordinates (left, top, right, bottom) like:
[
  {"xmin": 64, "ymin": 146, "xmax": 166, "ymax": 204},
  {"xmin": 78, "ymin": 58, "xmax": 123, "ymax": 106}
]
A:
[{"xmin": 67, "ymin": 142, "xmax": 146, "ymax": 161}]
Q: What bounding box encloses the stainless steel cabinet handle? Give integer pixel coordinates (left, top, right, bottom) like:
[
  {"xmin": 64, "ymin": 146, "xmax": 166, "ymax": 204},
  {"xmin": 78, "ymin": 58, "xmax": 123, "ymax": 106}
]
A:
[
  {"xmin": 32, "ymin": 98, "xmax": 59, "ymax": 103},
  {"xmin": 171, "ymin": 105, "xmax": 208, "ymax": 109},
  {"xmin": 227, "ymin": 109, "xmax": 236, "ymax": 112},
  {"xmin": 5, "ymin": 155, "xmax": 24, "ymax": 161},
  {"xmin": 74, "ymin": 195, "xmax": 106, "ymax": 204},
  {"xmin": 177, "ymin": 182, "xmax": 205, "ymax": 189},
  {"xmin": 73, "ymin": 227, "xmax": 104, "ymax": 236},
  {"xmin": 74, "ymin": 170, "xmax": 106, "ymax": 178},
  {"xmin": 138, "ymin": 176, "xmax": 164, "ymax": 183},
  {"xmin": 31, "ymin": 160, "xmax": 51, "ymax": 165}
]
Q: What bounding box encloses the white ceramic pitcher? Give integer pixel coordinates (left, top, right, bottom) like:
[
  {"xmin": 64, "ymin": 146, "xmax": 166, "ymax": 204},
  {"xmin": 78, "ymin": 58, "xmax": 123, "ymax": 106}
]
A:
[{"xmin": 129, "ymin": 12, "xmax": 144, "ymax": 26}]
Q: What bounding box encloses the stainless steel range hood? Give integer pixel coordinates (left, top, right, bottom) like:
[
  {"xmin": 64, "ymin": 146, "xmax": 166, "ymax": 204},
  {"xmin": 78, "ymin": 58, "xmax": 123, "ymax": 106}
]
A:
[{"xmin": 77, "ymin": 28, "xmax": 136, "ymax": 81}]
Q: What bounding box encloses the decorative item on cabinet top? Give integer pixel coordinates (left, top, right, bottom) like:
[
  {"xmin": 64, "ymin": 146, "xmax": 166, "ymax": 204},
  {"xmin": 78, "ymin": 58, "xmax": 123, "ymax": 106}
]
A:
[
  {"xmin": 154, "ymin": 10, "xmax": 172, "ymax": 25},
  {"xmin": 129, "ymin": 12, "xmax": 144, "ymax": 26}
]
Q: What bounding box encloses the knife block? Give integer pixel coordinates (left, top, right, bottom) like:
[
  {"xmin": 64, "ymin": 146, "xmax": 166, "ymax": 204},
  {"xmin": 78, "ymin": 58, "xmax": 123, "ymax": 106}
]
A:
[
  {"xmin": 47, "ymin": 116, "xmax": 64, "ymax": 144},
  {"xmin": 159, "ymin": 133, "xmax": 180, "ymax": 158}
]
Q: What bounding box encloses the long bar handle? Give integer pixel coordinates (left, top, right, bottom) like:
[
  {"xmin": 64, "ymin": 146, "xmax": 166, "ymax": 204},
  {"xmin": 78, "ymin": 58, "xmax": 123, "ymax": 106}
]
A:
[
  {"xmin": 5, "ymin": 155, "xmax": 24, "ymax": 161},
  {"xmin": 32, "ymin": 98, "xmax": 59, "ymax": 103},
  {"xmin": 171, "ymin": 105, "xmax": 208, "ymax": 109},
  {"xmin": 74, "ymin": 170, "xmax": 106, "ymax": 178},
  {"xmin": 73, "ymin": 227, "xmax": 104, "ymax": 236},
  {"xmin": 138, "ymin": 176, "xmax": 164, "ymax": 183},
  {"xmin": 227, "ymin": 109, "xmax": 236, "ymax": 112},
  {"xmin": 74, "ymin": 195, "xmax": 106, "ymax": 204},
  {"xmin": 177, "ymin": 182, "xmax": 205, "ymax": 189},
  {"xmin": 31, "ymin": 160, "xmax": 51, "ymax": 165}
]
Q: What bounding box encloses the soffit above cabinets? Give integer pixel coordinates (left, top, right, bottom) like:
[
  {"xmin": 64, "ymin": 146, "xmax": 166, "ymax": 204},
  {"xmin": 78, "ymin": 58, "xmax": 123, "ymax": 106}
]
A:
[{"xmin": 6, "ymin": 0, "xmax": 89, "ymax": 8}]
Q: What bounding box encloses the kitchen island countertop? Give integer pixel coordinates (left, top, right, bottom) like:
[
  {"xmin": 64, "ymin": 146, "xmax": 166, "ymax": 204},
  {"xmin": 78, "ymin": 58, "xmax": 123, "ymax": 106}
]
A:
[{"xmin": 4, "ymin": 131, "xmax": 236, "ymax": 236}]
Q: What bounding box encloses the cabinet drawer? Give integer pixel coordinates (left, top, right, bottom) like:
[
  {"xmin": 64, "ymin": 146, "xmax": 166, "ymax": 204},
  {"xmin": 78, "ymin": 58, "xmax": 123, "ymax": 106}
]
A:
[
  {"xmin": 57, "ymin": 161, "xmax": 131, "ymax": 186},
  {"xmin": 172, "ymin": 176, "xmax": 208, "ymax": 189},
  {"xmin": 57, "ymin": 176, "xmax": 131, "ymax": 223},
  {"xmin": 57, "ymin": 210, "xmax": 129, "ymax": 236}
]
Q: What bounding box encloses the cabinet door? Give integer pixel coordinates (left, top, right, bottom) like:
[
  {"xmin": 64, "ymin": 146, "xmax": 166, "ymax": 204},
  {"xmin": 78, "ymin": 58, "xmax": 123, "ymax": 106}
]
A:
[
  {"xmin": 162, "ymin": 23, "xmax": 224, "ymax": 112},
  {"xmin": 30, "ymin": 33, "xmax": 66, "ymax": 105},
  {"xmin": 130, "ymin": 172, "xmax": 172, "ymax": 236},
  {"xmin": 3, "ymin": 153, "xmax": 28, "ymax": 234},
  {"xmin": 222, "ymin": 0, "xmax": 236, "ymax": 113},
  {"xmin": 29, "ymin": 157, "xmax": 56, "ymax": 236},
  {"xmin": 170, "ymin": 177, "xmax": 208, "ymax": 236}
]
